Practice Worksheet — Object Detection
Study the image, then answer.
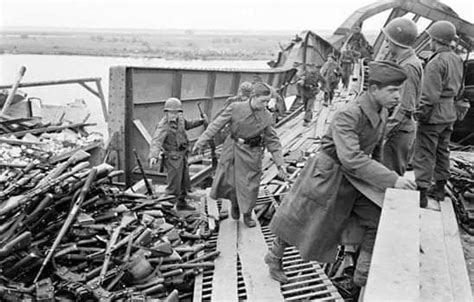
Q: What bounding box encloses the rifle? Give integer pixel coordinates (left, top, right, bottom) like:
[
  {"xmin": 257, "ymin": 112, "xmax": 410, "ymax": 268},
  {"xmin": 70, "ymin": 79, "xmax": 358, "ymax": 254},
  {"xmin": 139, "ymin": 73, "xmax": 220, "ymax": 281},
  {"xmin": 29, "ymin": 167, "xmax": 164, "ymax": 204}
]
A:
[
  {"xmin": 133, "ymin": 149, "xmax": 155, "ymax": 196},
  {"xmin": 197, "ymin": 102, "xmax": 218, "ymax": 167},
  {"xmin": 33, "ymin": 167, "xmax": 98, "ymax": 283}
]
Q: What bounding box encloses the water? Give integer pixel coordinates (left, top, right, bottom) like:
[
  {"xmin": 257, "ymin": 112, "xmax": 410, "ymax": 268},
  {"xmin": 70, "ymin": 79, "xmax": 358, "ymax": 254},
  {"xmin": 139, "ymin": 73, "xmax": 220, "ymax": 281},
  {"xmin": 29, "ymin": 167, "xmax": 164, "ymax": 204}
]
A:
[{"xmin": 0, "ymin": 54, "xmax": 269, "ymax": 137}]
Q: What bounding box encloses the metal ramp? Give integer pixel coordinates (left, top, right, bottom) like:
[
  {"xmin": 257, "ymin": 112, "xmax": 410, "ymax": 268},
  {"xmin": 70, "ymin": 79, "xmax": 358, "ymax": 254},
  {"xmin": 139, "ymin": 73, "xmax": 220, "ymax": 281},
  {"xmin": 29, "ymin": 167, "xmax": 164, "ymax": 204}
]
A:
[
  {"xmin": 261, "ymin": 226, "xmax": 343, "ymax": 301},
  {"xmin": 192, "ymin": 196, "xmax": 343, "ymax": 301}
]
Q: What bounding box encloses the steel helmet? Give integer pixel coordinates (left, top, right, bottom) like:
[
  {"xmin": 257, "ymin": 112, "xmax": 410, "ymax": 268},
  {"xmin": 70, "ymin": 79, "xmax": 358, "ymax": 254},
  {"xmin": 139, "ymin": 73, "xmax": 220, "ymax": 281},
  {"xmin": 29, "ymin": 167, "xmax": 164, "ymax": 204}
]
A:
[
  {"xmin": 382, "ymin": 17, "xmax": 418, "ymax": 48},
  {"xmin": 163, "ymin": 97, "xmax": 183, "ymax": 112},
  {"xmin": 238, "ymin": 82, "xmax": 253, "ymax": 97},
  {"xmin": 427, "ymin": 20, "xmax": 457, "ymax": 45}
]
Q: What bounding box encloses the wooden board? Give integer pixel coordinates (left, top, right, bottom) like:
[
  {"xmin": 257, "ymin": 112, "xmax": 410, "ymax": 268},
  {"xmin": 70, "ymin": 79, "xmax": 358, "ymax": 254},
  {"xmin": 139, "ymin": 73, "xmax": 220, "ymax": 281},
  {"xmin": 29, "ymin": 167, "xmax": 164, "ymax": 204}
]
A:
[
  {"xmin": 211, "ymin": 199, "xmax": 238, "ymax": 302},
  {"xmin": 237, "ymin": 212, "xmax": 284, "ymax": 301},
  {"xmin": 440, "ymin": 200, "xmax": 473, "ymax": 301},
  {"xmin": 420, "ymin": 208, "xmax": 454, "ymax": 301},
  {"xmin": 364, "ymin": 189, "xmax": 420, "ymax": 301}
]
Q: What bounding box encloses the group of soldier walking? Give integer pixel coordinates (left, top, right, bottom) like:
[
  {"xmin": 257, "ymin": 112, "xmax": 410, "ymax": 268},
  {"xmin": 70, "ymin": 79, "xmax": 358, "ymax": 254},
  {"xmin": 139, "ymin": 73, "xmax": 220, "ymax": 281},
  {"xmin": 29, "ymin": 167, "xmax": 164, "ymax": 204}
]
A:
[{"xmin": 147, "ymin": 18, "xmax": 465, "ymax": 298}]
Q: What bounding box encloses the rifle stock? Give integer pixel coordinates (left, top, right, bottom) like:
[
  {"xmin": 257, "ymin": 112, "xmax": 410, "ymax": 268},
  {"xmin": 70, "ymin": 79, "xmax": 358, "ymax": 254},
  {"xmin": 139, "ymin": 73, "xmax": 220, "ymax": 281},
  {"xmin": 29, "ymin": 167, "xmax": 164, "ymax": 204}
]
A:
[
  {"xmin": 197, "ymin": 102, "xmax": 218, "ymax": 167},
  {"xmin": 33, "ymin": 167, "xmax": 98, "ymax": 283}
]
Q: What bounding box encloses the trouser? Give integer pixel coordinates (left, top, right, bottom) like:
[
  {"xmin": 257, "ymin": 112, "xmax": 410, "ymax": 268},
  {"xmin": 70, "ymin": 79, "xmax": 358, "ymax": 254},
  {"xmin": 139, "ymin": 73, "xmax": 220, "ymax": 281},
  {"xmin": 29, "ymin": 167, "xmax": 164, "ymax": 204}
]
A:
[
  {"xmin": 412, "ymin": 122, "xmax": 453, "ymax": 188},
  {"xmin": 382, "ymin": 129, "xmax": 416, "ymax": 176},
  {"xmin": 269, "ymin": 236, "xmax": 290, "ymax": 258},
  {"xmin": 164, "ymin": 154, "xmax": 191, "ymax": 200},
  {"xmin": 303, "ymin": 96, "xmax": 315, "ymax": 122},
  {"xmin": 351, "ymin": 192, "xmax": 381, "ymax": 287}
]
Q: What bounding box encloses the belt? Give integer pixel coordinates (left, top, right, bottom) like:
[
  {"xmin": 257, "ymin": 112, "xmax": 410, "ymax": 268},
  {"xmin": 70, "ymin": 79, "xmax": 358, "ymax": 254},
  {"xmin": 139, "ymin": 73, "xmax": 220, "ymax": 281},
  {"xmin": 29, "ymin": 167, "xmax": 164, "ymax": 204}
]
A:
[{"xmin": 400, "ymin": 109, "xmax": 413, "ymax": 119}]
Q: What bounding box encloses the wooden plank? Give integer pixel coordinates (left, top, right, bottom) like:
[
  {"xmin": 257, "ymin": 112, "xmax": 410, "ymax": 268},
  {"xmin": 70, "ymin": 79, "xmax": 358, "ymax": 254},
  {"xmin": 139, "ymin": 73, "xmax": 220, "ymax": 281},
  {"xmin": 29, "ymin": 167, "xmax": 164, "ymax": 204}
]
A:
[
  {"xmin": 440, "ymin": 199, "xmax": 474, "ymax": 301},
  {"xmin": 364, "ymin": 189, "xmax": 420, "ymax": 301},
  {"xmin": 133, "ymin": 119, "xmax": 152, "ymax": 145},
  {"xmin": 237, "ymin": 212, "xmax": 284, "ymax": 301},
  {"xmin": 420, "ymin": 207, "xmax": 454, "ymax": 301},
  {"xmin": 205, "ymin": 188, "xmax": 219, "ymax": 232},
  {"xmin": 211, "ymin": 199, "xmax": 238, "ymax": 302}
]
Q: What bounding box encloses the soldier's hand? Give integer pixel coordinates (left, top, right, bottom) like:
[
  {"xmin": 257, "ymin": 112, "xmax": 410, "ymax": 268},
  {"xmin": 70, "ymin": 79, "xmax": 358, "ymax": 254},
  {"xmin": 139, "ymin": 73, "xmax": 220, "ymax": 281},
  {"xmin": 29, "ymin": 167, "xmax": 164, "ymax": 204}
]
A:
[
  {"xmin": 277, "ymin": 165, "xmax": 289, "ymax": 182},
  {"xmin": 149, "ymin": 158, "xmax": 157, "ymax": 168},
  {"xmin": 192, "ymin": 143, "xmax": 202, "ymax": 155},
  {"xmin": 394, "ymin": 177, "xmax": 417, "ymax": 190},
  {"xmin": 201, "ymin": 113, "xmax": 209, "ymax": 125}
]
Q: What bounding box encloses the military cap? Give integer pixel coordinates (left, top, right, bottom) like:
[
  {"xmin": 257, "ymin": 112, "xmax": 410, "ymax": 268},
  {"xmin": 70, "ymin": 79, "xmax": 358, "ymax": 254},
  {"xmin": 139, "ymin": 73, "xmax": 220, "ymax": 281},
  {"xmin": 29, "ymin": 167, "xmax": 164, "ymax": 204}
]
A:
[
  {"xmin": 368, "ymin": 60, "xmax": 407, "ymax": 85},
  {"xmin": 253, "ymin": 82, "xmax": 272, "ymax": 96}
]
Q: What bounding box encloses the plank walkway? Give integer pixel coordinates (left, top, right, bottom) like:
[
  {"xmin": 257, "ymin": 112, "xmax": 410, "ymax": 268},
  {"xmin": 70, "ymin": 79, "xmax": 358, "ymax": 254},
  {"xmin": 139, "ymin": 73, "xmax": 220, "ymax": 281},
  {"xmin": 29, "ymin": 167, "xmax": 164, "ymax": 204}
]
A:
[{"xmin": 190, "ymin": 90, "xmax": 473, "ymax": 301}]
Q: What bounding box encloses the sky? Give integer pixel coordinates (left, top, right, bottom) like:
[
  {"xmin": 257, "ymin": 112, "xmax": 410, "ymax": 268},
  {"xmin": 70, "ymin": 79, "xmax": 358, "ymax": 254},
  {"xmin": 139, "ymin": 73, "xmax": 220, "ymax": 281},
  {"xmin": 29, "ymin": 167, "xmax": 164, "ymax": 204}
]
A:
[{"xmin": 0, "ymin": 0, "xmax": 473, "ymax": 32}]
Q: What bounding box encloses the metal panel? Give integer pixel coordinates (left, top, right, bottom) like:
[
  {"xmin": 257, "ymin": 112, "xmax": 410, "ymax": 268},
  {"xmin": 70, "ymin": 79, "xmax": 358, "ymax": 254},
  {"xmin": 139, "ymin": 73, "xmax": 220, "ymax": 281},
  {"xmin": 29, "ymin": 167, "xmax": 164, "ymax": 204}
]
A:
[
  {"xmin": 181, "ymin": 72, "xmax": 209, "ymax": 99},
  {"xmin": 214, "ymin": 73, "xmax": 234, "ymax": 97},
  {"xmin": 131, "ymin": 69, "xmax": 174, "ymax": 103}
]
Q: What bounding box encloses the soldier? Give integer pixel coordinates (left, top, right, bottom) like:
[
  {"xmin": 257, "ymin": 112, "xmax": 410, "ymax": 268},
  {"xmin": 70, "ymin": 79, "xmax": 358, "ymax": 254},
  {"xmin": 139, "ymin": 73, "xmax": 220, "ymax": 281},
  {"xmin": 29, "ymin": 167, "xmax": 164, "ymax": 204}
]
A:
[
  {"xmin": 221, "ymin": 82, "xmax": 253, "ymax": 113},
  {"xmin": 296, "ymin": 67, "xmax": 325, "ymax": 126},
  {"xmin": 320, "ymin": 55, "xmax": 341, "ymax": 106},
  {"xmin": 192, "ymin": 82, "xmax": 287, "ymax": 228},
  {"xmin": 265, "ymin": 61, "xmax": 416, "ymax": 293},
  {"xmin": 340, "ymin": 50, "xmax": 355, "ymax": 89},
  {"xmin": 412, "ymin": 21, "xmax": 463, "ymax": 207},
  {"xmin": 381, "ymin": 17, "xmax": 423, "ymax": 176},
  {"xmin": 148, "ymin": 97, "xmax": 207, "ymax": 211}
]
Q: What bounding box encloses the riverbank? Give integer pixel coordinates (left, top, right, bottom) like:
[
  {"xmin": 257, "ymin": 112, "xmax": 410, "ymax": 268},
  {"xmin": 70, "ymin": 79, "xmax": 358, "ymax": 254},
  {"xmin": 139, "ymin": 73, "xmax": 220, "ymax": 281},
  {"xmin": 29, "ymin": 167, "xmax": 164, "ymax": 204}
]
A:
[{"xmin": 0, "ymin": 29, "xmax": 295, "ymax": 60}]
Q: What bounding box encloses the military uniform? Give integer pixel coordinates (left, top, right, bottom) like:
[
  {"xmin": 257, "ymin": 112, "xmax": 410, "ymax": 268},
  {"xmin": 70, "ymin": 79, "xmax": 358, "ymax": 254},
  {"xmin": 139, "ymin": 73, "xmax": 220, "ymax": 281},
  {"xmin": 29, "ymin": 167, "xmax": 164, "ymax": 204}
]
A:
[
  {"xmin": 340, "ymin": 51, "xmax": 355, "ymax": 89},
  {"xmin": 412, "ymin": 45, "xmax": 463, "ymax": 189},
  {"xmin": 383, "ymin": 48, "xmax": 423, "ymax": 175},
  {"xmin": 297, "ymin": 70, "xmax": 324, "ymax": 123},
  {"xmin": 195, "ymin": 101, "xmax": 284, "ymax": 214},
  {"xmin": 321, "ymin": 59, "xmax": 341, "ymax": 105},
  {"xmin": 149, "ymin": 116, "xmax": 204, "ymax": 199},
  {"xmin": 267, "ymin": 61, "xmax": 407, "ymax": 287}
]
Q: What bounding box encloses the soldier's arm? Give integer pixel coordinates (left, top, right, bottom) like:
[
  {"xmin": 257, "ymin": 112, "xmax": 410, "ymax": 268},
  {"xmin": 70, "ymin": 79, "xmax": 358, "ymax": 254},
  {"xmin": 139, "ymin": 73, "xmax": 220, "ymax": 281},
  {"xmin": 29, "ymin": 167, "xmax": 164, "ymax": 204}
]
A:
[
  {"xmin": 419, "ymin": 59, "xmax": 443, "ymax": 107},
  {"xmin": 149, "ymin": 117, "xmax": 167, "ymax": 160},
  {"xmin": 184, "ymin": 118, "xmax": 205, "ymax": 130},
  {"xmin": 332, "ymin": 110, "xmax": 398, "ymax": 190},
  {"xmin": 263, "ymin": 125, "xmax": 284, "ymax": 167},
  {"xmin": 195, "ymin": 104, "xmax": 232, "ymax": 146},
  {"xmin": 386, "ymin": 64, "xmax": 422, "ymax": 133}
]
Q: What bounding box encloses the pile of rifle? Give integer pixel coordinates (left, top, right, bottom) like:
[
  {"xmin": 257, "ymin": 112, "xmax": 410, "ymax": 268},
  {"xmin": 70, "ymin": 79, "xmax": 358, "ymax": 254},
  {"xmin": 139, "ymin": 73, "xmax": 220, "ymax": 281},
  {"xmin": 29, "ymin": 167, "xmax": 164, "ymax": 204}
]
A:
[
  {"xmin": 448, "ymin": 153, "xmax": 474, "ymax": 235},
  {"xmin": 0, "ymin": 150, "xmax": 219, "ymax": 301}
]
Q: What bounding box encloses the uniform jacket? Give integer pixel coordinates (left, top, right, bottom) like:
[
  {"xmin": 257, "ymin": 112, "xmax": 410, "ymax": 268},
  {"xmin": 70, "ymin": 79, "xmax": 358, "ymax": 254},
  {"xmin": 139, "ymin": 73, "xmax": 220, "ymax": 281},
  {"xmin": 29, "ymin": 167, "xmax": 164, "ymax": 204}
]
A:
[
  {"xmin": 195, "ymin": 101, "xmax": 284, "ymax": 213},
  {"xmin": 149, "ymin": 116, "xmax": 204, "ymax": 159},
  {"xmin": 417, "ymin": 46, "xmax": 463, "ymax": 124},
  {"xmin": 297, "ymin": 70, "xmax": 324, "ymax": 99},
  {"xmin": 321, "ymin": 61, "xmax": 341, "ymax": 86},
  {"xmin": 386, "ymin": 48, "xmax": 423, "ymax": 134},
  {"xmin": 270, "ymin": 92, "xmax": 398, "ymax": 262}
]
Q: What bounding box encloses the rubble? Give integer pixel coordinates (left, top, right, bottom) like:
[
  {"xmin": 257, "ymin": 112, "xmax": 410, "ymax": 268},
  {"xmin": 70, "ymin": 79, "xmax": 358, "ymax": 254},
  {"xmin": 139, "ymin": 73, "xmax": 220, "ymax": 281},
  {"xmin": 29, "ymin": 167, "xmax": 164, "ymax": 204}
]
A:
[{"xmin": 0, "ymin": 150, "xmax": 219, "ymax": 301}]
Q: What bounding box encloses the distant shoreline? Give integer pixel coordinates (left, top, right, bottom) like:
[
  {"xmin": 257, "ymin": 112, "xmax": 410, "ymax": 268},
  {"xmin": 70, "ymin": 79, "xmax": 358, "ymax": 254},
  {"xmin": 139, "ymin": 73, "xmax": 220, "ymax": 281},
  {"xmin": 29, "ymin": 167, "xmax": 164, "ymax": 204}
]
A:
[{"xmin": 0, "ymin": 30, "xmax": 292, "ymax": 61}]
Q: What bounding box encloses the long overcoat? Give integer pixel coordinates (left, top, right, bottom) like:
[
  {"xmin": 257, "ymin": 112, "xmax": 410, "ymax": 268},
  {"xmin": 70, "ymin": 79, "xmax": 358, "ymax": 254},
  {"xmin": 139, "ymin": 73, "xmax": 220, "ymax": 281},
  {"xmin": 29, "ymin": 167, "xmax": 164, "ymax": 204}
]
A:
[
  {"xmin": 195, "ymin": 101, "xmax": 284, "ymax": 213},
  {"xmin": 270, "ymin": 93, "xmax": 399, "ymax": 262}
]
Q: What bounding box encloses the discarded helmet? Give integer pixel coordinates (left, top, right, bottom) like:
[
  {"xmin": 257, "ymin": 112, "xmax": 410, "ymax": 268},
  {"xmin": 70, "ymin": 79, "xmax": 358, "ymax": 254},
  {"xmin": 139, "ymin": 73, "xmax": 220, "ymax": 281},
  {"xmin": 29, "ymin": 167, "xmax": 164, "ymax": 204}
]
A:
[
  {"xmin": 382, "ymin": 17, "xmax": 418, "ymax": 48},
  {"xmin": 239, "ymin": 82, "xmax": 253, "ymax": 97},
  {"xmin": 427, "ymin": 20, "xmax": 457, "ymax": 45},
  {"xmin": 164, "ymin": 97, "xmax": 183, "ymax": 112}
]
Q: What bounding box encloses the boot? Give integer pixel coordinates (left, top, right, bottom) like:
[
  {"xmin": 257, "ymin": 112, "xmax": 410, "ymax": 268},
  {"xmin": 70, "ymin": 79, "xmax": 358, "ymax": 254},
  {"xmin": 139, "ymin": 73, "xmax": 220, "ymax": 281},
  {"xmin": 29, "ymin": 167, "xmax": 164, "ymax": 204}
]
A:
[
  {"xmin": 176, "ymin": 199, "xmax": 196, "ymax": 211},
  {"xmin": 231, "ymin": 204, "xmax": 240, "ymax": 220},
  {"xmin": 419, "ymin": 187, "xmax": 428, "ymax": 208},
  {"xmin": 243, "ymin": 213, "xmax": 256, "ymax": 228},
  {"xmin": 428, "ymin": 180, "xmax": 446, "ymax": 201},
  {"xmin": 264, "ymin": 250, "xmax": 288, "ymax": 283}
]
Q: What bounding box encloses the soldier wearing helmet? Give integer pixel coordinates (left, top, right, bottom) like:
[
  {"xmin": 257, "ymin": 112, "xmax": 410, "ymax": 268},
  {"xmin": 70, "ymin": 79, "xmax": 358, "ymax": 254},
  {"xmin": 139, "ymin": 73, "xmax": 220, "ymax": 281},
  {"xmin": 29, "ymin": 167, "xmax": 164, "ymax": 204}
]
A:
[
  {"xmin": 380, "ymin": 17, "xmax": 423, "ymax": 178},
  {"xmin": 148, "ymin": 97, "xmax": 208, "ymax": 211},
  {"xmin": 412, "ymin": 20, "xmax": 463, "ymax": 207}
]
